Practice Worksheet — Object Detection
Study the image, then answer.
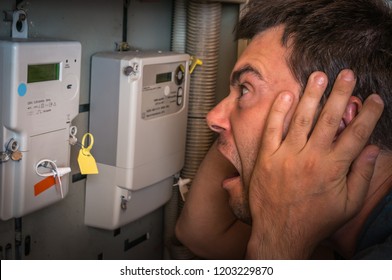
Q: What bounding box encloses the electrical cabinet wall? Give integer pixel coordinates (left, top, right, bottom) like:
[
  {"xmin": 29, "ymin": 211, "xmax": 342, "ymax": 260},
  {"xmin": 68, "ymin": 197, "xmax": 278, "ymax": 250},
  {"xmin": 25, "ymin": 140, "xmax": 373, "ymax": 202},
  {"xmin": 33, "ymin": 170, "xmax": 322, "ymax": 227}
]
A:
[{"xmin": 0, "ymin": 0, "xmax": 174, "ymax": 260}]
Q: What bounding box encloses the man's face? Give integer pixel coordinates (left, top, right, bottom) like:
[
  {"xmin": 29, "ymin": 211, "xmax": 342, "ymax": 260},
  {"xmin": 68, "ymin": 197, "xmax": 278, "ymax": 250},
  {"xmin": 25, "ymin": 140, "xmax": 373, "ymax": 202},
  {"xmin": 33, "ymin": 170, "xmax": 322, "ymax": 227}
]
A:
[{"xmin": 206, "ymin": 26, "xmax": 301, "ymax": 224}]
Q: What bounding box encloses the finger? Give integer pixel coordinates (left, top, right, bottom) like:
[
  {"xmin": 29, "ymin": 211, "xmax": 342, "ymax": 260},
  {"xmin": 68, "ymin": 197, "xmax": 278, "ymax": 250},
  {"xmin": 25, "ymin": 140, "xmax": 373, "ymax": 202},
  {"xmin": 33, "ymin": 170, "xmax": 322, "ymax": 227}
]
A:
[
  {"xmin": 260, "ymin": 91, "xmax": 294, "ymax": 154},
  {"xmin": 345, "ymin": 145, "xmax": 380, "ymax": 216},
  {"xmin": 284, "ymin": 71, "xmax": 328, "ymax": 150},
  {"xmin": 333, "ymin": 94, "xmax": 384, "ymax": 162},
  {"xmin": 309, "ymin": 69, "xmax": 357, "ymax": 151}
]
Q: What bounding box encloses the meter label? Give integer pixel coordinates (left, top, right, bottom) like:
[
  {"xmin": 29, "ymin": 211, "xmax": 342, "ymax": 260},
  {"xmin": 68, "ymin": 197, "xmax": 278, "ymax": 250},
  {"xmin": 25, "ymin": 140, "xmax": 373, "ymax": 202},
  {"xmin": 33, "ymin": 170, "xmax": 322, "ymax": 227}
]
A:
[
  {"xmin": 141, "ymin": 85, "xmax": 183, "ymax": 120},
  {"xmin": 26, "ymin": 98, "xmax": 57, "ymax": 116}
]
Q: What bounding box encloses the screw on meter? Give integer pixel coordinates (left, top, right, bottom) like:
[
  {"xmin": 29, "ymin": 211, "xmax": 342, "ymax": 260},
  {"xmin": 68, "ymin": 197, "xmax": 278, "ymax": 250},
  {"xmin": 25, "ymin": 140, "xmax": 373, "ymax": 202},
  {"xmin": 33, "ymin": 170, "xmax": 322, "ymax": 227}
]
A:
[{"xmin": 7, "ymin": 138, "xmax": 19, "ymax": 152}]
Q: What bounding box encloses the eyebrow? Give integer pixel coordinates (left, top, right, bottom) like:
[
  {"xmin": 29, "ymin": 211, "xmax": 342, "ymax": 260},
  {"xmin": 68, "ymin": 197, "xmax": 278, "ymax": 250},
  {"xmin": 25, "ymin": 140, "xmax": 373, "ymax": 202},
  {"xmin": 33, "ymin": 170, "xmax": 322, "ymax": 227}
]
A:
[{"xmin": 230, "ymin": 64, "xmax": 264, "ymax": 86}]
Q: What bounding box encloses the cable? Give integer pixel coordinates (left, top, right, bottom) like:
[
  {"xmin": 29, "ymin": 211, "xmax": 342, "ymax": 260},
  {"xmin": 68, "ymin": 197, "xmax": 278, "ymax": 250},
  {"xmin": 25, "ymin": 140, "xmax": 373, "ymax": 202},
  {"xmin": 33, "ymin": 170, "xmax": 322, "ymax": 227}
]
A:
[
  {"xmin": 122, "ymin": 0, "xmax": 130, "ymax": 43},
  {"xmin": 35, "ymin": 159, "xmax": 71, "ymax": 198}
]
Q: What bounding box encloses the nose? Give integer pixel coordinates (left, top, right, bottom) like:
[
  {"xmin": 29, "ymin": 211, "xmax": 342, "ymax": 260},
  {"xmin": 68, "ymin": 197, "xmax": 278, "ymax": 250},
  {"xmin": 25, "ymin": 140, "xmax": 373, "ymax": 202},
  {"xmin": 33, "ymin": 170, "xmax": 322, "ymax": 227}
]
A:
[{"xmin": 206, "ymin": 97, "xmax": 231, "ymax": 134}]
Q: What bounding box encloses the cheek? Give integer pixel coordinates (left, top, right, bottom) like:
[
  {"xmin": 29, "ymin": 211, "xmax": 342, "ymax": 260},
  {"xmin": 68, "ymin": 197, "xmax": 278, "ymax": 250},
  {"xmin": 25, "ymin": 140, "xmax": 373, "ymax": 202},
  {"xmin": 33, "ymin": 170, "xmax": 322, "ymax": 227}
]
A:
[
  {"xmin": 239, "ymin": 133, "xmax": 261, "ymax": 184},
  {"xmin": 231, "ymin": 110, "xmax": 267, "ymax": 180}
]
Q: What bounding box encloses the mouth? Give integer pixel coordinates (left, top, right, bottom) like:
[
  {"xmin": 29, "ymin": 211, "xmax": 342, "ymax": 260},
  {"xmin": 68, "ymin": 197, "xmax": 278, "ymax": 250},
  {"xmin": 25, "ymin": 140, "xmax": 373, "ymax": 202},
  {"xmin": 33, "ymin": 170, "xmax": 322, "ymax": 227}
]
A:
[
  {"xmin": 222, "ymin": 172, "xmax": 241, "ymax": 191},
  {"xmin": 214, "ymin": 145, "xmax": 241, "ymax": 191},
  {"xmin": 214, "ymin": 140, "xmax": 243, "ymax": 190},
  {"xmin": 222, "ymin": 171, "xmax": 252, "ymax": 225}
]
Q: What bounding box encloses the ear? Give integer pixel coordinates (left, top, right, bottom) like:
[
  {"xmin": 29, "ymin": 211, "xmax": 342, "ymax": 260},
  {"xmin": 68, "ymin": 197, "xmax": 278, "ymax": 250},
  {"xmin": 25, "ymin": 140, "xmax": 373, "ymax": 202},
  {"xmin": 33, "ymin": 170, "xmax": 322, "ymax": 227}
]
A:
[{"xmin": 336, "ymin": 96, "xmax": 363, "ymax": 136}]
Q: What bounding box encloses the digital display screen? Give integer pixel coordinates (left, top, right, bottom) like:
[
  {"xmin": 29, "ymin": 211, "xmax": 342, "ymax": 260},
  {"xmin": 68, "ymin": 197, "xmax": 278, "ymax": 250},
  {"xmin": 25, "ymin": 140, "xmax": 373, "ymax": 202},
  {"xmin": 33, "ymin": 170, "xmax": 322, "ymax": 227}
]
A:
[
  {"xmin": 27, "ymin": 63, "xmax": 60, "ymax": 83},
  {"xmin": 156, "ymin": 72, "xmax": 172, "ymax": 84}
]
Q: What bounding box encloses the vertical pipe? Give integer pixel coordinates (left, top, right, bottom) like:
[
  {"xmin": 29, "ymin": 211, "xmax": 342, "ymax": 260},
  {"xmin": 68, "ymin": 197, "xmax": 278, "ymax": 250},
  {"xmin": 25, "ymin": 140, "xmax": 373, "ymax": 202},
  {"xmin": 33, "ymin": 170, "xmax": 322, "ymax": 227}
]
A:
[
  {"xmin": 171, "ymin": 0, "xmax": 187, "ymax": 53},
  {"xmin": 168, "ymin": 0, "xmax": 222, "ymax": 260},
  {"xmin": 181, "ymin": 0, "xmax": 221, "ymax": 182},
  {"xmin": 164, "ymin": 0, "xmax": 188, "ymax": 259}
]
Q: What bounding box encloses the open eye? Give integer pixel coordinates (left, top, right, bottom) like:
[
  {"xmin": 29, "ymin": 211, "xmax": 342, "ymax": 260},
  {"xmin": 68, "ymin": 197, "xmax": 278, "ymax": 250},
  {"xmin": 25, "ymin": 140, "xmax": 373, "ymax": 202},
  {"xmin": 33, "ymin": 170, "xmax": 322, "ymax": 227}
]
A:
[{"xmin": 239, "ymin": 84, "xmax": 249, "ymax": 98}]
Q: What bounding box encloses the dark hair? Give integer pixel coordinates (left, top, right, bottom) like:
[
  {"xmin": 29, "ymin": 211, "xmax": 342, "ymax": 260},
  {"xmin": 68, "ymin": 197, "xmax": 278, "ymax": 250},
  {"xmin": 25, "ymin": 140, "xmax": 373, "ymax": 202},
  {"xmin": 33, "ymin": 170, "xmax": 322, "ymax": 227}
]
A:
[{"xmin": 236, "ymin": 0, "xmax": 392, "ymax": 150}]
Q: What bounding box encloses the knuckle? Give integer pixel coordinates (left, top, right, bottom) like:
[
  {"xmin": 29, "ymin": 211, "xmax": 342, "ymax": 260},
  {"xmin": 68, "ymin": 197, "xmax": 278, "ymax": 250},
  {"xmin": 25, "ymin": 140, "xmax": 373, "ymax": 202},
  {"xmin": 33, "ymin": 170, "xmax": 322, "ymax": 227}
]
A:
[
  {"xmin": 263, "ymin": 126, "xmax": 280, "ymax": 139},
  {"xmin": 334, "ymin": 88, "xmax": 348, "ymax": 97},
  {"xmin": 328, "ymin": 162, "xmax": 345, "ymax": 181},
  {"xmin": 293, "ymin": 113, "xmax": 312, "ymax": 128},
  {"xmin": 352, "ymin": 167, "xmax": 372, "ymax": 184},
  {"xmin": 260, "ymin": 158, "xmax": 273, "ymax": 172},
  {"xmin": 351, "ymin": 123, "xmax": 371, "ymax": 142},
  {"xmin": 320, "ymin": 111, "xmax": 341, "ymax": 127},
  {"xmin": 301, "ymin": 155, "xmax": 318, "ymax": 171},
  {"xmin": 272, "ymin": 105, "xmax": 287, "ymax": 114}
]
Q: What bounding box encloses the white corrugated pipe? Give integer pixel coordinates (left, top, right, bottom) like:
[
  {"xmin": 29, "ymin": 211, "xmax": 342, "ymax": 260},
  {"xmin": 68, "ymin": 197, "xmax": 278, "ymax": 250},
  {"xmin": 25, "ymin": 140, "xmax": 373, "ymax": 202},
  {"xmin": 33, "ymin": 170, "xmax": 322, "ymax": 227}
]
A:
[
  {"xmin": 164, "ymin": 0, "xmax": 222, "ymax": 260},
  {"xmin": 182, "ymin": 0, "xmax": 221, "ymax": 181}
]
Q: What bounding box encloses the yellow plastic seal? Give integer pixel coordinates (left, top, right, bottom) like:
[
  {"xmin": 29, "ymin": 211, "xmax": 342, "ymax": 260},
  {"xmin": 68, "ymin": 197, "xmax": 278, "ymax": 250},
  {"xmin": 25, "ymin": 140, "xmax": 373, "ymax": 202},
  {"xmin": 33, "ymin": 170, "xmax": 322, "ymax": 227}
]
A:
[{"xmin": 77, "ymin": 133, "xmax": 99, "ymax": 175}]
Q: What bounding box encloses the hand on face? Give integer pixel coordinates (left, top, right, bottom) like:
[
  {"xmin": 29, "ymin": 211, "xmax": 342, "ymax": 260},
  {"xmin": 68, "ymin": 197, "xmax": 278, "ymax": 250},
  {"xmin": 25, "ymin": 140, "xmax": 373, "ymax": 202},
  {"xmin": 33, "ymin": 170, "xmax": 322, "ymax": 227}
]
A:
[{"xmin": 246, "ymin": 69, "xmax": 384, "ymax": 259}]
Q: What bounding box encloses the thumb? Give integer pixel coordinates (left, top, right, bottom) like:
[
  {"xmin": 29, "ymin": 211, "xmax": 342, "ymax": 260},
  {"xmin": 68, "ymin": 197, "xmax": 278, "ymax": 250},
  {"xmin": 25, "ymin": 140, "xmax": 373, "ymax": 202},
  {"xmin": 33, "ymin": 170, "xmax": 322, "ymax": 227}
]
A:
[{"xmin": 346, "ymin": 145, "xmax": 380, "ymax": 216}]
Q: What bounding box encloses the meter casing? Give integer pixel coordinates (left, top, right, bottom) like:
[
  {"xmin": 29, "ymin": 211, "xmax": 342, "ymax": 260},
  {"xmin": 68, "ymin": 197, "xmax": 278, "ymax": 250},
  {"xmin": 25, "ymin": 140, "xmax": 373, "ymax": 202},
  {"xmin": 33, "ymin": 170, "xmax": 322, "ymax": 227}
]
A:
[
  {"xmin": 0, "ymin": 39, "xmax": 81, "ymax": 220},
  {"xmin": 85, "ymin": 51, "xmax": 190, "ymax": 230}
]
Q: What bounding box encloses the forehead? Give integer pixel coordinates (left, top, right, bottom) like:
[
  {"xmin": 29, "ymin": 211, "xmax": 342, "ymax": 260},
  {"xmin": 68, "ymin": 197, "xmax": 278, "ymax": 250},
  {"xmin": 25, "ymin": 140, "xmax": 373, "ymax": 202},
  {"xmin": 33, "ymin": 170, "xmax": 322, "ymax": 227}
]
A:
[{"xmin": 232, "ymin": 26, "xmax": 297, "ymax": 88}]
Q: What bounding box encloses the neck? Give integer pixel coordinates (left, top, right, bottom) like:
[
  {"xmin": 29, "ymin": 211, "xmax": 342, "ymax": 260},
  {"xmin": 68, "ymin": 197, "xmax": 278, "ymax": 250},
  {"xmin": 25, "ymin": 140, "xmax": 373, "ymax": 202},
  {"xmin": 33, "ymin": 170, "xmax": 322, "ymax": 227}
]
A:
[{"xmin": 329, "ymin": 150, "xmax": 392, "ymax": 258}]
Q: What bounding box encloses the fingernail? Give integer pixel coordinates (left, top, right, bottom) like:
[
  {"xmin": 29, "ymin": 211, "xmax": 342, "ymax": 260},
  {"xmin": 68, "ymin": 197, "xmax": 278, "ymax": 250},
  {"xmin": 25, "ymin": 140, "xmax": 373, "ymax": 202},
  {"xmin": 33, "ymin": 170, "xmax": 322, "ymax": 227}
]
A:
[
  {"xmin": 340, "ymin": 70, "xmax": 355, "ymax": 82},
  {"xmin": 315, "ymin": 74, "xmax": 326, "ymax": 86},
  {"xmin": 371, "ymin": 94, "xmax": 384, "ymax": 106},
  {"xmin": 281, "ymin": 92, "xmax": 293, "ymax": 102},
  {"xmin": 368, "ymin": 148, "xmax": 380, "ymax": 162}
]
